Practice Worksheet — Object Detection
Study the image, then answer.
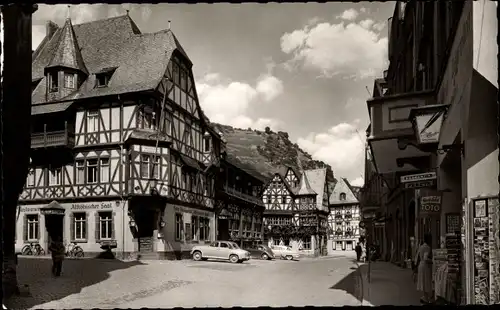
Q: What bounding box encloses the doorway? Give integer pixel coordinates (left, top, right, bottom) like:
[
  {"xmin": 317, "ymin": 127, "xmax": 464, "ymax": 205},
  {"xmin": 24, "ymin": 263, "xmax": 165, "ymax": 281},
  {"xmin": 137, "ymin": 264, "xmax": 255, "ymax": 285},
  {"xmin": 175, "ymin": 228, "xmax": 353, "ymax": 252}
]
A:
[
  {"xmin": 135, "ymin": 209, "xmax": 156, "ymax": 252},
  {"xmin": 45, "ymin": 214, "xmax": 64, "ymax": 251},
  {"xmin": 217, "ymin": 218, "xmax": 229, "ymax": 241}
]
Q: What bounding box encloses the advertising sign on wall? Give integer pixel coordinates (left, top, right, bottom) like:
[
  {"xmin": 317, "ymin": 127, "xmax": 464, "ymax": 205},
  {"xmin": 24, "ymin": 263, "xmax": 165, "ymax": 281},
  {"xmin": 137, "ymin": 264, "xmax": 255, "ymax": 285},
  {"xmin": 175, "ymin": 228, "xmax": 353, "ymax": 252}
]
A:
[{"xmin": 420, "ymin": 196, "xmax": 442, "ymax": 216}]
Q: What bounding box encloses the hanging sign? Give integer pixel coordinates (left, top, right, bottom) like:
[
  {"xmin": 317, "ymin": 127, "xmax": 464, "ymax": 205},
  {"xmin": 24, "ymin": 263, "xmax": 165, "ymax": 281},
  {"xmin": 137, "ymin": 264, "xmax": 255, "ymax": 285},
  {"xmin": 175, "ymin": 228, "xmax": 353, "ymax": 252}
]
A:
[
  {"xmin": 400, "ymin": 172, "xmax": 437, "ymax": 183},
  {"xmin": 420, "ymin": 196, "xmax": 442, "ymax": 215}
]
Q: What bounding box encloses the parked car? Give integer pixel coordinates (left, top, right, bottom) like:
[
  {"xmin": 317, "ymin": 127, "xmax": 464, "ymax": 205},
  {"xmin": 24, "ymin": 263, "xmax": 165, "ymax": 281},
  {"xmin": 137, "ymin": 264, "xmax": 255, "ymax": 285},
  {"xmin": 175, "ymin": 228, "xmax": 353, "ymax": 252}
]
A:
[
  {"xmin": 244, "ymin": 244, "xmax": 275, "ymax": 260},
  {"xmin": 191, "ymin": 241, "xmax": 250, "ymax": 263},
  {"xmin": 270, "ymin": 245, "xmax": 300, "ymax": 260}
]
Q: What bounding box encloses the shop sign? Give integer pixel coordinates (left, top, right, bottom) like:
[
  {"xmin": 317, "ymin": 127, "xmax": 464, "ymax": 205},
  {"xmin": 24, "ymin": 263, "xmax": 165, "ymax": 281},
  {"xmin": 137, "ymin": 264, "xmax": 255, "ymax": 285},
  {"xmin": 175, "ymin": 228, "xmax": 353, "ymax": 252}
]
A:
[
  {"xmin": 420, "ymin": 196, "xmax": 442, "ymax": 215},
  {"xmin": 404, "ymin": 180, "xmax": 436, "ymax": 189},
  {"xmin": 71, "ymin": 202, "xmax": 114, "ymax": 210},
  {"xmin": 174, "ymin": 205, "xmax": 212, "ymax": 218},
  {"xmin": 40, "ymin": 209, "xmax": 65, "ymax": 215},
  {"xmin": 19, "ymin": 207, "xmax": 40, "ymax": 213},
  {"xmin": 400, "ymin": 172, "xmax": 437, "ymax": 183}
]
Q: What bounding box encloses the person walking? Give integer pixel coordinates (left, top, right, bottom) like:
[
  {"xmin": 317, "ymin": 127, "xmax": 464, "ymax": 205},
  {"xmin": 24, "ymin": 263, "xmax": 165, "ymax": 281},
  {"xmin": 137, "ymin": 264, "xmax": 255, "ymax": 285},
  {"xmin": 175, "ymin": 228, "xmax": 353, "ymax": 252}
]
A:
[
  {"xmin": 414, "ymin": 233, "xmax": 433, "ymax": 304},
  {"xmin": 355, "ymin": 242, "xmax": 362, "ymax": 262},
  {"xmin": 49, "ymin": 236, "xmax": 65, "ymax": 277}
]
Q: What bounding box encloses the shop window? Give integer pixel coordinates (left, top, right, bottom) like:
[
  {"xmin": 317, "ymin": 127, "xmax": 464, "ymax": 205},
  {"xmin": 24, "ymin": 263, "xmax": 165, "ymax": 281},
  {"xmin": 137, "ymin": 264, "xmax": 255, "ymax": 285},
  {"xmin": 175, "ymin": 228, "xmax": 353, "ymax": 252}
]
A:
[
  {"xmin": 73, "ymin": 213, "xmax": 87, "ymax": 240},
  {"xmin": 175, "ymin": 213, "xmax": 183, "ymax": 241},
  {"xmin": 302, "ymin": 238, "xmax": 311, "ymax": 250},
  {"xmin": 192, "ymin": 216, "xmax": 199, "ymax": 241},
  {"xmin": 200, "ymin": 217, "xmax": 210, "ymax": 241},
  {"xmin": 99, "ymin": 212, "xmax": 113, "ymax": 240},
  {"xmin": 26, "ymin": 214, "xmax": 39, "ymax": 241},
  {"xmin": 274, "ymin": 238, "xmax": 281, "ymax": 246}
]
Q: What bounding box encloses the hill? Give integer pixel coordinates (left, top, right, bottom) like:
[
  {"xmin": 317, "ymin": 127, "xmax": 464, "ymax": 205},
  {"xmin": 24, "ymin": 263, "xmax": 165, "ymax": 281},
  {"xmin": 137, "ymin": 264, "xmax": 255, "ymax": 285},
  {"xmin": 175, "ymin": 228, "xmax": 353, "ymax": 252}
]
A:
[{"xmin": 212, "ymin": 123, "xmax": 332, "ymax": 180}]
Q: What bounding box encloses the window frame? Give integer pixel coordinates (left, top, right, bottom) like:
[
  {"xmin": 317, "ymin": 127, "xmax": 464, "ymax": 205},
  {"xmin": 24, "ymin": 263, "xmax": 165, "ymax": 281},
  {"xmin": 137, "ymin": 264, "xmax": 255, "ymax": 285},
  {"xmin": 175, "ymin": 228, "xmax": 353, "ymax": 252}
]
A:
[
  {"xmin": 98, "ymin": 211, "xmax": 113, "ymax": 240},
  {"xmin": 96, "ymin": 73, "xmax": 110, "ymax": 88},
  {"xmin": 48, "ymin": 166, "xmax": 62, "ymax": 186},
  {"xmin": 86, "ymin": 110, "xmax": 100, "ymax": 133},
  {"xmin": 26, "ymin": 214, "xmax": 40, "ymax": 241},
  {"xmin": 64, "ymin": 72, "xmax": 75, "ymax": 89},
  {"xmin": 100, "ymin": 158, "xmax": 110, "ymax": 183},
  {"xmin": 49, "ymin": 72, "xmax": 59, "ymax": 93},
  {"xmin": 76, "ymin": 160, "xmax": 85, "ymax": 184},
  {"xmin": 27, "ymin": 168, "xmax": 35, "ymax": 187},
  {"xmin": 73, "ymin": 212, "xmax": 87, "ymax": 241},
  {"xmin": 175, "ymin": 213, "xmax": 183, "ymax": 241},
  {"xmin": 302, "ymin": 238, "xmax": 311, "ymax": 250},
  {"xmin": 86, "ymin": 158, "xmax": 99, "ymax": 184}
]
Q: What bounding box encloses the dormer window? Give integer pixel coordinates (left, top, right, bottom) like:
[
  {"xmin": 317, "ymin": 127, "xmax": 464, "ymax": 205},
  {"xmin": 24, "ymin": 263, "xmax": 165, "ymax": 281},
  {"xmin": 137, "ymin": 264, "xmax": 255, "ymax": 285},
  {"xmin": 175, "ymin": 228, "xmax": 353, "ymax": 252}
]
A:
[
  {"xmin": 64, "ymin": 73, "xmax": 75, "ymax": 89},
  {"xmin": 95, "ymin": 67, "xmax": 117, "ymax": 88},
  {"xmin": 96, "ymin": 73, "xmax": 109, "ymax": 87},
  {"xmin": 49, "ymin": 72, "xmax": 59, "ymax": 93}
]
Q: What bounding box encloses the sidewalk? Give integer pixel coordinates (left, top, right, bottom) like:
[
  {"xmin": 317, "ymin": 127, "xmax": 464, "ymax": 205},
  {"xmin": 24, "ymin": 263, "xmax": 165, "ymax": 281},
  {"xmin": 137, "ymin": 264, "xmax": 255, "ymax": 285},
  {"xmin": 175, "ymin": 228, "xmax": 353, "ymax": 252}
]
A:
[{"xmin": 357, "ymin": 261, "xmax": 421, "ymax": 306}]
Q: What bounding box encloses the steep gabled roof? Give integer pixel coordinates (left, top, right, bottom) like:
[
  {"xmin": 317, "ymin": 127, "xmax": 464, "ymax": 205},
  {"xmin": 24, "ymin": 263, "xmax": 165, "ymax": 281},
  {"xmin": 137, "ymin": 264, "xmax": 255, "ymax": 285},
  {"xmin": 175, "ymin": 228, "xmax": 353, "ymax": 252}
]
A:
[
  {"xmin": 32, "ymin": 15, "xmax": 191, "ymax": 105},
  {"xmin": 329, "ymin": 177, "xmax": 359, "ymax": 205},
  {"xmin": 296, "ymin": 151, "xmax": 316, "ymax": 196},
  {"xmin": 304, "ymin": 168, "xmax": 329, "ymax": 211},
  {"xmin": 45, "ymin": 18, "xmax": 88, "ymax": 75}
]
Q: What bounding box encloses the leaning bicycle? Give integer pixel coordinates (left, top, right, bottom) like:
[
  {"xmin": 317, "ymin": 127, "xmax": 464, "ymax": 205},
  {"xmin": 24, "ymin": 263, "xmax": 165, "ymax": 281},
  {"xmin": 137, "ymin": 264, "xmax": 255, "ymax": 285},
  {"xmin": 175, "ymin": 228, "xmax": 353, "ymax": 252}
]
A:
[
  {"xmin": 65, "ymin": 242, "xmax": 84, "ymax": 258},
  {"xmin": 21, "ymin": 242, "xmax": 46, "ymax": 256}
]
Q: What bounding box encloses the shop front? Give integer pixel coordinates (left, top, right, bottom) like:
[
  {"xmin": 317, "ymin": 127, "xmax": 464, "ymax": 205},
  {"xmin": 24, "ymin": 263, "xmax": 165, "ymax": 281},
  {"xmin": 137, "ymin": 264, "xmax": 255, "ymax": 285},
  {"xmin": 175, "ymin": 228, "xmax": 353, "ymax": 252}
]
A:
[{"xmin": 15, "ymin": 199, "xmax": 134, "ymax": 258}]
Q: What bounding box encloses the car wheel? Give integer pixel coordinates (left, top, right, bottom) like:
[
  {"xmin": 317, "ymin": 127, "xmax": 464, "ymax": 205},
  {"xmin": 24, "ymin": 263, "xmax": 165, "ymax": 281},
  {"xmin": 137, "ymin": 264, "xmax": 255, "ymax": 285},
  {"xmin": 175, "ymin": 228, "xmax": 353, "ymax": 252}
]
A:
[
  {"xmin": 229, "ymin": 254, "xmax": 239, "ymax": 264},
  {"xmin": 192, "ymin": 251, "xmax": 203, "ymax": 261},
  {"xmin": 261, "ymin": 253, "xmax": 269, "ymax": 260},
  {"xmin": 286, "ymin": 255, "xmax": 293, "ymax": 261}
]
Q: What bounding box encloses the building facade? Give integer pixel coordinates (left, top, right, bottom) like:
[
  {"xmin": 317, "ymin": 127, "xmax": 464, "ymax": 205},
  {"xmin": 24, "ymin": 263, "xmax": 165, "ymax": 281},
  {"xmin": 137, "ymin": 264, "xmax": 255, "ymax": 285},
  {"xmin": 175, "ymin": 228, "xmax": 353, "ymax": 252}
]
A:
[
  {"xmin": 362, "ymin": 0, "xmax": 498, "ymax": 305},
  {"xmin": 215, "ymin": 154, "xmax": 266, "ymax": 248},
  {"xmin": 18, "ymin": 14, "xmax": 224, "ymax": 260},
  {"xmin": 262, "ymin": 163, "xmax": 331, "ymax": 256},
  {"xmin": 327, "ymin": 178, "xmax": 361, "ymax": 253}
]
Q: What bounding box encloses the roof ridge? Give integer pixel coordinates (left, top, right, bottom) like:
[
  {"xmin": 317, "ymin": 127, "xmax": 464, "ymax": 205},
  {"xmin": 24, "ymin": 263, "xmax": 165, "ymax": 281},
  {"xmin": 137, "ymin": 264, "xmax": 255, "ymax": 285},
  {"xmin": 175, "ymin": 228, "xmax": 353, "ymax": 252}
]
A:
[{"xmin": 72, "ymin": 14, "xmax": 129, "ymax": 27}]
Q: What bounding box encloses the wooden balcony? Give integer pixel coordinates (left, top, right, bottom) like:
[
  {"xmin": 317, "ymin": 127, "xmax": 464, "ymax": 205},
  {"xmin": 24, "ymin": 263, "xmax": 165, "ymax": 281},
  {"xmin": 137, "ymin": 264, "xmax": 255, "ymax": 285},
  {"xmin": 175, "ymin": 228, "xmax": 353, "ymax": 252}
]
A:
[
  {"xmin": 31, "ymin": 128, "xmax": 74, "ymax": 149},
  {"xmin": 222, "ymin": 185, "xmax": 264, "ymax": 207}
]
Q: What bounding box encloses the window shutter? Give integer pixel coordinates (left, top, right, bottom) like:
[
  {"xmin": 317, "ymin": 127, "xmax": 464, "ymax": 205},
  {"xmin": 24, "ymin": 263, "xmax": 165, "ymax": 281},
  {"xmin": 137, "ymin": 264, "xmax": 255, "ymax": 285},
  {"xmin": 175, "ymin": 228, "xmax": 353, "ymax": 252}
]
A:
[
  {"xmin": 111, "ymin": 212, "xmax": 116, "ymax": 240},
  {"xmin": 23, "ymin": 214, "xmax": 28, "ymax": 242},
  {"xmin": 95, "ymin": 212, "xmax": 100, "ymax": 243},
  {"xmin": 70, "ymin": 212, "xmax": 75, "ymax": 241}
]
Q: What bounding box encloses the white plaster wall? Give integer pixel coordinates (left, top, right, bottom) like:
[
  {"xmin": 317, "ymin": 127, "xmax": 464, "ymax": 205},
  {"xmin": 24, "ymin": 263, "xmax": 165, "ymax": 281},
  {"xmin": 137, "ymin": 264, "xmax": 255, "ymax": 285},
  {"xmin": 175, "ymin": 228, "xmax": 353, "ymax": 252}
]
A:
[
  {"xmin": 467, "ymin": 149, "xmax": 500, "ymax": 198},
  {"xmin": 473, "ymin": 0, "xmax": 498, "ymax": 88}
]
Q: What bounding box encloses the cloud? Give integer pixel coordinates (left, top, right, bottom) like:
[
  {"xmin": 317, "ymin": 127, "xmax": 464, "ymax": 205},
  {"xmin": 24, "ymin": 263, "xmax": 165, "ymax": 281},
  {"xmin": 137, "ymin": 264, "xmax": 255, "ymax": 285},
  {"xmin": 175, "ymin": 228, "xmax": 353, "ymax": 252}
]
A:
[
  {"xmin": 32, "ymin": 4, "xmax": 153, "ymax": 50},
  {"xmin": 196, "ymin": 73, "xmax": 283, "ymax": 131},
  {"xmin": 256, "ymin": 75, "xmax": 284, "ymax": 102},
  {"xmin": 297, "ymin": 120, "xmax": 365, "ymax": 182},
  {"xmin": 338, "ymin": 8, "xmax": 359, "ymax": 21},
  {"xmin": 280, "ymin": 17, "xmax": 389, "ymax": 80},
  {"xmin": 350, "ymin": 177, "xmax": 364, "ymax": 187}
]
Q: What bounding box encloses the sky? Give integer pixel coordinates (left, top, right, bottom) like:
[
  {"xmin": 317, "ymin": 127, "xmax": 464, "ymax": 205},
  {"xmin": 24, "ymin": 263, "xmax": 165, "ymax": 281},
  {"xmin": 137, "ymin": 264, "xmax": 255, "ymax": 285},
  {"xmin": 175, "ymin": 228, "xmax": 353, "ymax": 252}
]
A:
[{"xmin": 32, "ymin": 3, "xmax": 397, "ymax": 187}]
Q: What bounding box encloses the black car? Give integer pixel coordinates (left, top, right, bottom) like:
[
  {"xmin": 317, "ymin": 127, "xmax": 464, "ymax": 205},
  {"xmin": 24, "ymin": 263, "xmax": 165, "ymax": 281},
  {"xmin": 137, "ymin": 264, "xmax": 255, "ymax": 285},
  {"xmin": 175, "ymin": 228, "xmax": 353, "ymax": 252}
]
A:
[{"xmin": 245, "ymin": 244, "xmax": 275, "ymax": 260}]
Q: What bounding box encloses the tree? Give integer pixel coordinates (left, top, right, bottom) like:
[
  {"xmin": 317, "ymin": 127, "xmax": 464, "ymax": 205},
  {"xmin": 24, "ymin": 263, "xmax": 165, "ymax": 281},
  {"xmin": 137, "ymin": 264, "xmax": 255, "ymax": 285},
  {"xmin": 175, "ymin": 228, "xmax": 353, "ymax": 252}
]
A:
[
  {"xmin": 1, "ymin": 4, "xmax": 37, "ymax": 298},
  {"xmin": 264, "ymin": 126, "xmax": 271, "ymax": 134}
]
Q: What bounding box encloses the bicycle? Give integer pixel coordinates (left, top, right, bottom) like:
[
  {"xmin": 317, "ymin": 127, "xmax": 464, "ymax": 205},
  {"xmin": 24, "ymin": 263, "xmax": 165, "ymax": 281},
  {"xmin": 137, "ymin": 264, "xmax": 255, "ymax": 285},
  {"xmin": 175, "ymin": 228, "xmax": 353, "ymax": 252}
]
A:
[
  {"xmin": 65, "ymin": 242, "xmax": 84, "ymax": 258},
  {"xmin": 21, "ymin": 242, "xmax": 46, "ymax": 256}
]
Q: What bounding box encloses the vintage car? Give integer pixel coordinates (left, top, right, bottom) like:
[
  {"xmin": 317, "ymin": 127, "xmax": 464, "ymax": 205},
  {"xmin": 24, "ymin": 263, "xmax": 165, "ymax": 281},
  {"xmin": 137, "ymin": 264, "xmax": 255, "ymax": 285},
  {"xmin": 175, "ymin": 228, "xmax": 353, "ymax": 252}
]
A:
[
  {"xmin": 244, "ymin": 244, "xmax": 275, "ymax": 260},
  {"xmin": 270, "ymin": 245, "xmax": 301, "ymax": 260},
  {"xmin": 191, "ymin": 241, "xmax": 250, "ymax": 263}
]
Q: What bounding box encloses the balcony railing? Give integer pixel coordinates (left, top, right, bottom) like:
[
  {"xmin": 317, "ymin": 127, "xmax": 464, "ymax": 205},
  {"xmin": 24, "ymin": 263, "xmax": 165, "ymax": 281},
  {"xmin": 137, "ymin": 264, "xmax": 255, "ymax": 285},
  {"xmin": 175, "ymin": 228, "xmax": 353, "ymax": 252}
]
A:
[
  {"xmin": 31, "ymin": 128, "xmax": 74, "ymax": 149},
  {"xmin": 223, "ymin": 185, "xmax": 264, "ymax": 206}
]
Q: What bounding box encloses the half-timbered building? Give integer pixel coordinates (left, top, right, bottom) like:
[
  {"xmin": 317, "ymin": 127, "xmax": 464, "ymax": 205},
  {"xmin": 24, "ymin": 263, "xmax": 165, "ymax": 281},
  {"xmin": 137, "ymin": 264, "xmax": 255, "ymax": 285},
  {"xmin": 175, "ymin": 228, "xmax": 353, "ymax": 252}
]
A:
[
  {"xmin": 262, "ymin": 158, "xmax": 331, "ymax": 256},
  {"xmin": 327, "ymin": 178, "xmax": 361, "ymax": 253},
  {"xmin": 17, "ymin": 14, "xmax": 222, "ymax": 259},
  {"xmin": 216, "ymin": 154, "xmax": 266, "ymax": 248}
]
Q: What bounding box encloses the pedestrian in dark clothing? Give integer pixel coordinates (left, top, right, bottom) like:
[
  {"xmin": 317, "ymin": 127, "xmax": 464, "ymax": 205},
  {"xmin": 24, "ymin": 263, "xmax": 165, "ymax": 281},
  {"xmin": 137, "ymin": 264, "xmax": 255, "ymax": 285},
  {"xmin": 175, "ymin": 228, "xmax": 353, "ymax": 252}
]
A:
[
  {"xmin": 49, "ymin": 236, "xmax": 65, "ymax": 277},
  {"xmin": 355, "ymin": 242, "xmax": 362, "ymax": 261}
]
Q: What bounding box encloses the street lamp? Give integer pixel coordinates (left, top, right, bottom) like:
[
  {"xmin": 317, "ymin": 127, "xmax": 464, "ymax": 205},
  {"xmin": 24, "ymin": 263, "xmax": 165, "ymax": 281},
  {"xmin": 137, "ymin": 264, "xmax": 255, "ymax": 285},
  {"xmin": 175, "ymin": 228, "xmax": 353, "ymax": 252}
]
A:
[{"xmin": 398, "ymin": 104, "xmax": 464, "ymax": 155}]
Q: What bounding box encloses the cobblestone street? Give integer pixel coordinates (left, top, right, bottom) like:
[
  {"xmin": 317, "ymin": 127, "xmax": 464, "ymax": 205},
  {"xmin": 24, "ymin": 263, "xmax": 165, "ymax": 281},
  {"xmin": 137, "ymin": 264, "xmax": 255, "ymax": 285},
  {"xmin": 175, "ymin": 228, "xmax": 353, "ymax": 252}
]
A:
[{"xmin": 5, "ymin": 255, "xmax": 363, "ymax": 309}]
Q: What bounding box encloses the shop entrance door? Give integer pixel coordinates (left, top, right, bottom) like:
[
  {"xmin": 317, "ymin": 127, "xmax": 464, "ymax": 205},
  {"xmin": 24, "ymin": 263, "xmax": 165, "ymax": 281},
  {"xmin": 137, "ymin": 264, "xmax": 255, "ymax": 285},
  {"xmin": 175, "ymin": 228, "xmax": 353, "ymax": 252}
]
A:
[
  {"xmin": 136, "ymin": 210, "xmax": 155, "ymax": 252},
  {"xmin": 217, "ymin": 219, "xmax": 229, "ymax": 240},
  {"xmin": 45, "ymin": 214, "xmax": 64, "ymax": 252}
]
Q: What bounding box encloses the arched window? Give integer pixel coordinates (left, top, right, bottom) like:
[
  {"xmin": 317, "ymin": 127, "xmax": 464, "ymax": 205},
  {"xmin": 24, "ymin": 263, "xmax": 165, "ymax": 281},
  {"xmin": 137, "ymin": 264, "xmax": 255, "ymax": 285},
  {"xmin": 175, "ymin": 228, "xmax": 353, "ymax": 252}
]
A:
[{"xmin": 340, "ymin": 193, "xmax": 347, "ymax": 201}]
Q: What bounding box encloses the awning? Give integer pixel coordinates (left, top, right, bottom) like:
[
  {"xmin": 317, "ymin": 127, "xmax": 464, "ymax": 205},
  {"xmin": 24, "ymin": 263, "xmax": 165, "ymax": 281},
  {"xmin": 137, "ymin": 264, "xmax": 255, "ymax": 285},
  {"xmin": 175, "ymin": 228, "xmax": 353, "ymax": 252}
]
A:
[
  {"xmin": 40, "ymin": 200, "xmax": 65, "ymax": 215},
  {"xmin": 32, "ymin": 101, "xmax": 73, "ymax": 115}
]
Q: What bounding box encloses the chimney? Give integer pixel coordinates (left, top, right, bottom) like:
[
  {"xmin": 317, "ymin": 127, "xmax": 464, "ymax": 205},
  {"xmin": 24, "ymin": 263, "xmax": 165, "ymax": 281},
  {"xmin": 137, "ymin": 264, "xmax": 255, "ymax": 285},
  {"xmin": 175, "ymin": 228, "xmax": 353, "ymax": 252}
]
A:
[
  {"xmin": 46, "ymin": 21, "xmax": 59, "ymax": 39},
  {"xmin": 168, "ymin": 20, "xmax": 171, "ymax": 30}
]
